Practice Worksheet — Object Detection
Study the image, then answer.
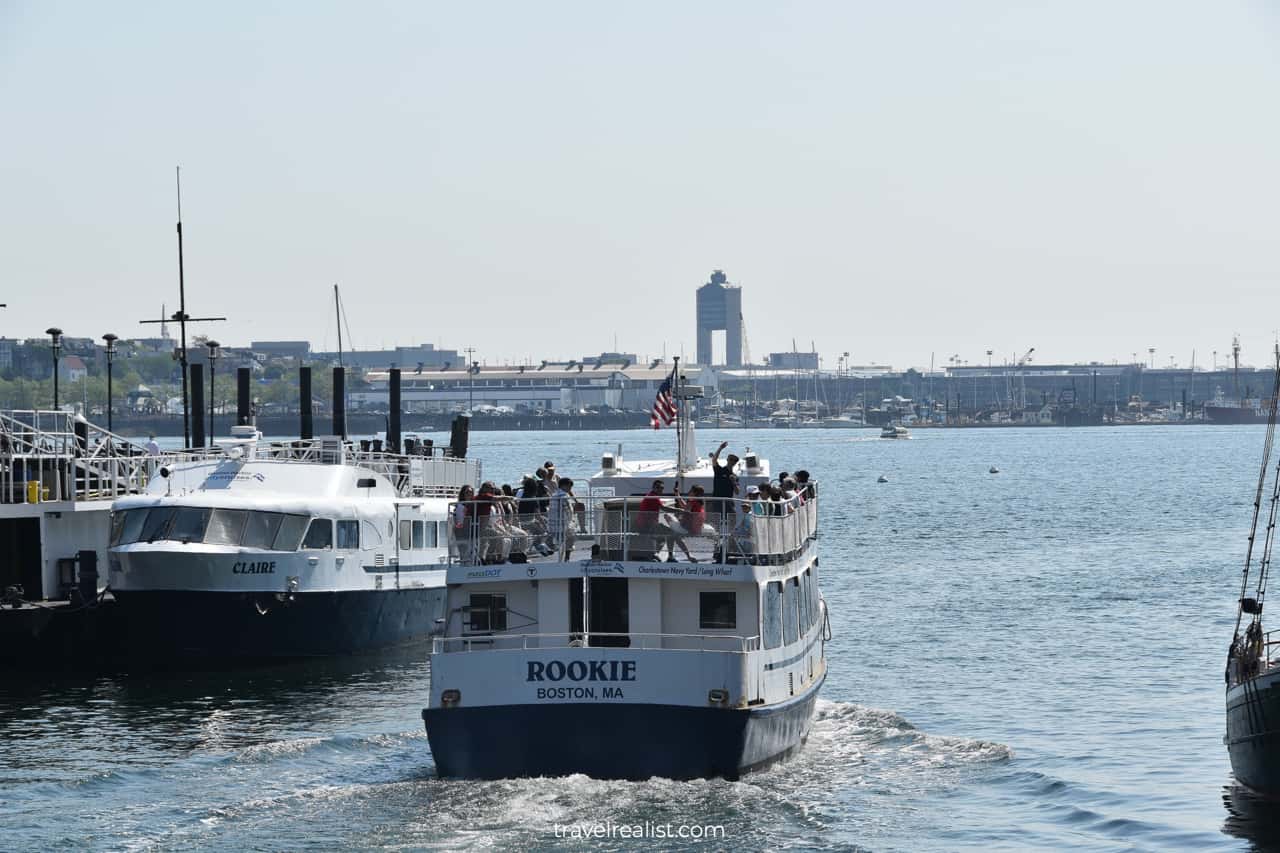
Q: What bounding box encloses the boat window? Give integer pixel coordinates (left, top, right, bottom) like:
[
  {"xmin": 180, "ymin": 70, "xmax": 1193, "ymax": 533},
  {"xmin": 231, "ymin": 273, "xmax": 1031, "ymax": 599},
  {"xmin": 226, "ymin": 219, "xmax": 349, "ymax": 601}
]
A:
[
  {"xmin": 467, "ymin": 592, "xmax": 507, "ymax": 633},
  {"xmin": 399, "ymin": 519, "xmax": 413, "ymax": 550},
  {"xmin": 426, "ymin": 521, "xmax": 439, "ymax": 548},
  {"xmin": 808, "ymin": 563, "xmax": 819, "ymax": 617},
  {"xmin": 205, "ymin": 509, "xmax": 248, "ymax": 545},
  {"xmin": 114, "ymin": 508, "xmax": 149, "ymax": 546},
  {"xmin": 805, "ymin": 568, "xmax": 817, "ymax": 628},
  {"xmin": 273, "ymin": 514, "xmax": 310, "ymax": 551},
  {"xmin": 242, "ymin": 512, "xmax": 285, "ymax": 549},
  {"xmin": 109, "ymin": 511, "xmax": 126, "ymax": 546},
  {"xmin": 302, "ymin": 519, "xmax": 333, "ymax": 550},
  {"xmin": 798, "ymin": 571, "xmax": 810, "ymax": 631},
  {"xmin": 336, "ymin": 520, "xmax": 360, "ymax": 549},
  {"xmin": 699, "ymin": 591, "xmax": 736, "ymax": 630},
  {"xmin": 139, "ymin": 506, "xmax": 177, "ymax": 543},
  {"xmin": 763, "ymin": 581, "xmax": 783, "ymax": 649},
  {"xmin": 412, "ymin": 520, "xmax": 425, "ymax": 549},
  {"xmin": 362, "ymin": 520, "xmax": 383, "ymax": 547},
  {"xmin": 783, "ymin": 578, "xmax": 799, "ymax": 645},
  {"xmin": 170, "ymin": 507, "xmax": 211, "ymax": 544}
]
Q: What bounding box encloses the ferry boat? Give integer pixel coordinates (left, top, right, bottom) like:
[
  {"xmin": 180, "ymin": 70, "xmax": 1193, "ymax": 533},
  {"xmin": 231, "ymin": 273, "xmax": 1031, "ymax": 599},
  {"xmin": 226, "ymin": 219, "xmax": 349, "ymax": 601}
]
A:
[
  {"xmin": 1225, "ymin": 352, "xmax": 1280, "ymax": 795},
  {"xmin": 421, "ymin": 396, "xmax": 828, "ymax": 780},
  {"xmin": 107, "ymin": 426, "xmax": 479, "ymax": 658}
]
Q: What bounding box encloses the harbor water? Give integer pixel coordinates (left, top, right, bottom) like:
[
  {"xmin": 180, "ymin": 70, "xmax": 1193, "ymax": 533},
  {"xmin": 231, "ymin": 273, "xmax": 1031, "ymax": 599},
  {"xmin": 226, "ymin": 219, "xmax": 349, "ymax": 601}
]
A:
[{"xmin": 3, "ymin": 426, "xmax": 1276, "ymax": 850}]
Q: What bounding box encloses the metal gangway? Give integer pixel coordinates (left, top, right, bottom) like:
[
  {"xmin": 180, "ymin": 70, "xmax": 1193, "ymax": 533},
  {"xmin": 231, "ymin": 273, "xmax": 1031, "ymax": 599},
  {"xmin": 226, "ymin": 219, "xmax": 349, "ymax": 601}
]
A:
[{"xmin": 0, "ymin": 410, "xmax": 152, "ymax": 505}]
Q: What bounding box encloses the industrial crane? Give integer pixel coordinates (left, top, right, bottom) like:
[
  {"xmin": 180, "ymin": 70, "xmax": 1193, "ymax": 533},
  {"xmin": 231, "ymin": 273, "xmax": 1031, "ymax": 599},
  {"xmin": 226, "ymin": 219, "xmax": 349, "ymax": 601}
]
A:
[{"xmin": 1011, "ymin": 347, "xmax": 1035, "ymax": 412}]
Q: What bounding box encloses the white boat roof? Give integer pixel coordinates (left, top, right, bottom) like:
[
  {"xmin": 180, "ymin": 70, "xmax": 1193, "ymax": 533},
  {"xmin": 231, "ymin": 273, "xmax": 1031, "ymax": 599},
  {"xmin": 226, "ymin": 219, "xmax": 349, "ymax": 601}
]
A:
[{"xmin": 588, "ymin": 456, "xmax": 770, "ymax": 496}]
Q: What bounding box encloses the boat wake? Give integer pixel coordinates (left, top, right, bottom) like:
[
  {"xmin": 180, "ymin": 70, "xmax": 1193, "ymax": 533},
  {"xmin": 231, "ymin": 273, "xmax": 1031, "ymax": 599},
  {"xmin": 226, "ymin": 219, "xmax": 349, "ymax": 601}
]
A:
[{"xmin": 47, "ymin": 703, "xmax": 1017, "ymax": 851}]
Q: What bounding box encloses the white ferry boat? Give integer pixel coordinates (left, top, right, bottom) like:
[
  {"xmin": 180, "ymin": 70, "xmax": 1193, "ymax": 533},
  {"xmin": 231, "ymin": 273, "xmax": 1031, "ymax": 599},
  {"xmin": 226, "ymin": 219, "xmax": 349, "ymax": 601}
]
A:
[
  {"xmin": 107, "ymin": 425, "xmax": 479, "ymax": 658},
  {"xmin": 421, "ymin": 413, "xmax": 827, "ymax": 780}
]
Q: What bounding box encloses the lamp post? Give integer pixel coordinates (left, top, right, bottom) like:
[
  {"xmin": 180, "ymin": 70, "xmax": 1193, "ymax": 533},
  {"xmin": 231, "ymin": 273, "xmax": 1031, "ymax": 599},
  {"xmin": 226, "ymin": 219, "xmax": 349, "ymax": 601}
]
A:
[
  {"xmin": 46, "ymin": 327, "xmax": 63, "ymax": 411},
  {"xmin": 464, "ymin": 346, "xmax": 476, "ymax": 413},
  {"xmin": 102, "ymin": 333, "xmax": 118, "ymax": 431},
  {"xmin": 206, "ymin": 340, "xmax": 220, "ymax": 441}
]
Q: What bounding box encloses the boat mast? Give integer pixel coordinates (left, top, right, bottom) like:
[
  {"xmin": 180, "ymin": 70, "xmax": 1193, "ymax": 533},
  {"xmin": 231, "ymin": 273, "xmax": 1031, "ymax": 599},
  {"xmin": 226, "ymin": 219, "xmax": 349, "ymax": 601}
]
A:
[
  {"xmin": 1235, "ymin": 348, "xmax": 1280, "ymax": 638},
  {"xmin": 137, "ymin": 169, "xmax": 225, "ymax": 446},
  {"xmin": 1233, "ymin": 334, "xmax": 1241, "ymax": 401},
  {"xmin": 335, "ymin": 284, "xmax": 344, "ymax": 370},
  {"xmin": 175, "ymin": 168, "xmax": 190, "ymax": 447}
]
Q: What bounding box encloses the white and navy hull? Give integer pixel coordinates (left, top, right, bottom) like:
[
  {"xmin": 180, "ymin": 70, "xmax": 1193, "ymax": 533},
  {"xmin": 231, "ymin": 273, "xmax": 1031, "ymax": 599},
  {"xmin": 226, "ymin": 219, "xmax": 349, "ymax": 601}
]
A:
[
  {"xmin": 1227, "ymin": 667, "xmax": 1280, "ymax": 797},
  {"xmin": 422, "ymin": 671, "xmax": 824, "ymax": 781},
  {"xmin": 114, "ymin": 586, "xmax": 448, "ymax": 659}
]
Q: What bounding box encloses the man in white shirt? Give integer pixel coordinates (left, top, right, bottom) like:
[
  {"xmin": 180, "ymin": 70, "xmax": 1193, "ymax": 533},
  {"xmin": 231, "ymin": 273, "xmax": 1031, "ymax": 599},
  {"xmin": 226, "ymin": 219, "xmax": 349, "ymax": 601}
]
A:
[{"xmin": 547, "ymin": 477, "xmax": 577, "ymax": 559}]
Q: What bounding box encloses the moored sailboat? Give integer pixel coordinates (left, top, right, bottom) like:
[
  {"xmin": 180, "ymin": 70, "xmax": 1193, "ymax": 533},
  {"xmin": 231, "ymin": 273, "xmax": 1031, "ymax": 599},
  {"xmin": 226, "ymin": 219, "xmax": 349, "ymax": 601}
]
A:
[{"xmin": 1225, "ymin": 349, "xmax": 1280, "ymax": 795}]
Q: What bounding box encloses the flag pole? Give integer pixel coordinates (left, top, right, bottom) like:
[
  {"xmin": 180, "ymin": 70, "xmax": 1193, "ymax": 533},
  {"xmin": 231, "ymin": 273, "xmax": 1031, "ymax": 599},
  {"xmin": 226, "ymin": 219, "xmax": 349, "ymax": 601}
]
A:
[{"xmin": 673, "ymin": 356, "xmax": 683, "ymax": 492}]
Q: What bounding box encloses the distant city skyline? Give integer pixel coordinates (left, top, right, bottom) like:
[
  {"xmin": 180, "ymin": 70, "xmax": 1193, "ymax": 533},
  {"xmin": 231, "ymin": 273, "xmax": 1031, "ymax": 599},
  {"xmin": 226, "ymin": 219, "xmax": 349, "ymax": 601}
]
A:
[{"xmin": 2, "ymin": 3, "xmax": 1278, "ymax": 372}]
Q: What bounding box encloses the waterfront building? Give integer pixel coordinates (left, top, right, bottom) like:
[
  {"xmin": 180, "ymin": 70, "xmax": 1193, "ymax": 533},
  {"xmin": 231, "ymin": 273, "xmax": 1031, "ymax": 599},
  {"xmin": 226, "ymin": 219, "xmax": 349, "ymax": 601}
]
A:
[
  {"xmin": 352, "ymin": 362, "xmax": 717, "ymax": 413},
  {"xmin": 311, "ymin": 342, "xmax": 459, "ymax": 370},
  {"xmin": 250, "ymin": 341, "xmax": 311, "ymax": 361},
  {"xmin": 767, "ymin": 352, "xmax": 820, "ymax": 370}
]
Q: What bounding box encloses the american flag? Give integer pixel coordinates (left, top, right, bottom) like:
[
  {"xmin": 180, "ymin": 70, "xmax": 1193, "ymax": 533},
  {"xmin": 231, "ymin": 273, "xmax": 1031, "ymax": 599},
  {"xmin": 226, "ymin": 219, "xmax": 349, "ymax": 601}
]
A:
[{"xmin": 651, "ymin": 366, "xmax": 678, "ymax": 429}]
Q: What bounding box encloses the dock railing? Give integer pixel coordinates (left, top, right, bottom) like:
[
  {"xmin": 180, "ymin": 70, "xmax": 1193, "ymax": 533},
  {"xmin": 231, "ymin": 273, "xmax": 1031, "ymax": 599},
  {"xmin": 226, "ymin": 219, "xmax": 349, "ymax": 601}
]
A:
[
  {"xmin": 0, "ymin": 410, "xmax": 152, "ymax": 504},
  {"xmin": 447, "ymin": 491, "xmax": 817, "ymax": 566},
  {"xmin": 434, "ymin": 631, "xmax": 762, "ymax": 654}
]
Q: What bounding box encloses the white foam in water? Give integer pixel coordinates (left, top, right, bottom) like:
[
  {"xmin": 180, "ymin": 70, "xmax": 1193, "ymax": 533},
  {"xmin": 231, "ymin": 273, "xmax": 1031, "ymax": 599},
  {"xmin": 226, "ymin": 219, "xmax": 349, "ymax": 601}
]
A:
[
  {"xmin": 807, "ymin": 699, "xmax": 1013, "ymax": 768},
  {"xmin": 234, "ymin": 736, "xmax": 328, "ymax": 762}
]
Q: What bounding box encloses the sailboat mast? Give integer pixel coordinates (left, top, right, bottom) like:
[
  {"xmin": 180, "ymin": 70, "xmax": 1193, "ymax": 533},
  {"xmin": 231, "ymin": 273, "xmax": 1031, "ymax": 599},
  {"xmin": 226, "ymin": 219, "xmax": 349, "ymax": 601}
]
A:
[
  {"xmin": 335, "ymin": 284, "xmax": 344, "ymax": 370},
  {"xmin": 175, "ymin": 167, "xmax": 191, "ymax": 448},
  {"xmin": 1235, "ymin": 350, "xmax": 1280, "ymax": 636},
  {"xmin": 1233, "ymin": 335, "xmax": 1241, "ymax": 401}
]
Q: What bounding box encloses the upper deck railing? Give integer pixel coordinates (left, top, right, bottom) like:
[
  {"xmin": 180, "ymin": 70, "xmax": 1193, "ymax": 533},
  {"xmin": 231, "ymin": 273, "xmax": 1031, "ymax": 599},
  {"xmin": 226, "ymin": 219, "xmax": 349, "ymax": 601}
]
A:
[
  {"xmin": 165, "ymin": 437, "xmax": 481, "ymax": 498},
  {"xmin": 0, "ymin": 410, "xmax": 152, "ymax": 504},
  {"xmin": 448, "ymin": 490, "xmax": 818, "ymax": 566},
  {"xmin": 434, "ymin": 631, "xmax": 762, "ymax": 654}
]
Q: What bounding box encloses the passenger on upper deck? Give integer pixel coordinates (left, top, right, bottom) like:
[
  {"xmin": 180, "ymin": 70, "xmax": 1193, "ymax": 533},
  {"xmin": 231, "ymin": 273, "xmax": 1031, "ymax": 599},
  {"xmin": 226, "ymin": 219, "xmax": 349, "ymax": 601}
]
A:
[
  {"xmin": 728, "ymin": 499, "xmax": 755, "ymax": 560},
  {"xmin": 547, "ymin": 477, "xmax": 577, "ymax": 559},
  {"xmin": 454, "ymin": 484, "xmax": 476, "ymax": 560},
  {"xmin": 662, "ymin": 484, "xmax": 706, "ymax": 563},
  {"xmin": 497, "ymin": 484, "xmax": 531, "ymax": 556},
  {"xmin": 709, "ymin": 441, "xmax": 740, "ymax": 525},
  {"xmin": 516, "ymin": 475, "xmax": 551, "ymax": 556},
  {"xmin": 476, "ymin": 482, "xmax": 514, "ymax": 563},
  {"xmin": 635, "ymin": 479, "xmax": 676, "ymax": 560},
  {"xmin": 795, "ymin": 469, "xmax": 815, "ymax": 500}
]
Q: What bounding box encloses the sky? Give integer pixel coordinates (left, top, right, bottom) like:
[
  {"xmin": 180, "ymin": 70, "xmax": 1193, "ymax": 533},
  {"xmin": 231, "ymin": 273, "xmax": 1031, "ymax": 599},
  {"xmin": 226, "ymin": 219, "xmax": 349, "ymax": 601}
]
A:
[{"xmin": 2, "ymin": 1, "xmax": 1278, "ymax": 371}]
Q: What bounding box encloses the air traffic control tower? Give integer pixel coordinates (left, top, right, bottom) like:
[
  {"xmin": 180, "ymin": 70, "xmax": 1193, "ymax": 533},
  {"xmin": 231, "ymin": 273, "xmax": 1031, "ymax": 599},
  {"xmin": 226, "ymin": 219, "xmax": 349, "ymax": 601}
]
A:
[{"xmin": 695, "ymin": 269, "xmax": 743, "ymax": 367}]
